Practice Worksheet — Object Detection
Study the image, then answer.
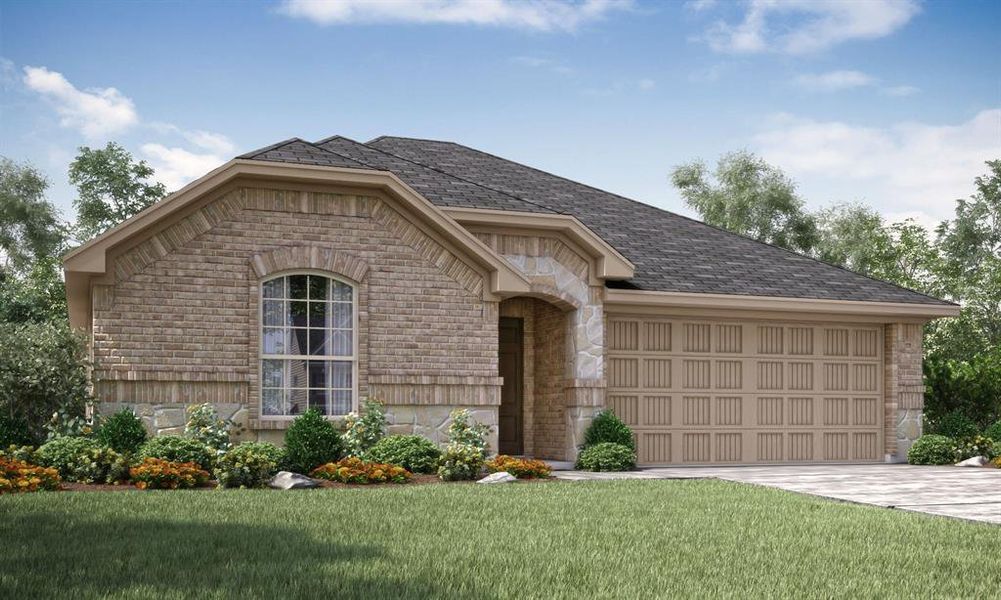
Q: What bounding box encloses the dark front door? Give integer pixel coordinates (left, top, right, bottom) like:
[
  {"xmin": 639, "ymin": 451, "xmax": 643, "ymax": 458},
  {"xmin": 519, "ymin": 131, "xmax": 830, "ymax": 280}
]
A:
[{"xmin": 498, "ymin": 317, "xmax": 524, "ymax": 455}]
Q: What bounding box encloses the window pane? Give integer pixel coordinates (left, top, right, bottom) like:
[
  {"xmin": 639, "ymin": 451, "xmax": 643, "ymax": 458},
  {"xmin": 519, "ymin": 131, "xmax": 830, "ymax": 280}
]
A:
[
  {"xmin": 331, "ymin": 390, "xmax": 352, "ymax": 416},
  {"xmin": 331, "ymin": 361, "xmax": 352, "ymax": 389},
  {"xmin": 308, "ymin": 276, "xmax": 328, "ymax": 301},
  {"xmin": 262, "ymin": 328, "xmax": 286, "ymax": 354},
  {"xmin": 331, "ymin": 302, "xmax": 352, "ymax": 329},
  {"xmin": 308, "ymin": 329, "xmax": 329, "ymax": 356},
  {"xmin": 331, "ymin": 281, "xmax": 352, "ymax": 302},
  {"xmin": 287, "ymin": 329, "xmax": 308, "ymax": 356},
  {"xmin": 308, "ymin": 389, "xmax": 329, "ymax": 414},
  {"xmin": 289, "ymin": 301, "xmax": 308, "ymax": 328},
  {"xmin": 263, "ymin": 300, "xmax": 285, "ymax": 327},
  {"xmin": 262, "ymin": 278, "xmax": 285, "ymax": 299},
  {"xmin": 288, "ymin": 388, "xmax": 307, "ymax": 415},
  {"xmin": 262, "ymin": 389, "xmax": 284, "ymax": 415},
  {"xmin": 287, "ymin": 358, "xmax": 308, "ymax": 388},
  {"xmin": 288, "ymin": 275, "xmax": 308, "ymax": 300},
  {"xmin": 307, "ymin": 360, "xmax": 328, "ymax": 389},
  {"xmin": 308, "ymin": 301, "xmax": 328, "ymax": 328},
  {"xmin": 331, "ymin": 329, "xmax": 352, "ymax": 356},
  {"xmin": 262, "ymin": 360, "xmax": 284, "ymax": 388}
]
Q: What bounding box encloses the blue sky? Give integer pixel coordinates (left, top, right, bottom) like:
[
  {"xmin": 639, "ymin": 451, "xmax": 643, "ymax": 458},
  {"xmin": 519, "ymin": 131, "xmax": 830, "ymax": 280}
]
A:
[{"xmin": 1, "ymin": 0, "xmax": 999, "ymax": 229}]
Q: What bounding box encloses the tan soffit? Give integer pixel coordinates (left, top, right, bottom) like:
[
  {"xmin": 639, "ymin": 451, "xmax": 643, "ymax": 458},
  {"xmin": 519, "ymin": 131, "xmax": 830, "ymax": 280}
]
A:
[
  {"xmin": 604, "ymin": 288, "xmax": 960, "ymax": 320},
  {"xmin": 442, "ymin": 207, "xmax": 635, "ymax": 280}
]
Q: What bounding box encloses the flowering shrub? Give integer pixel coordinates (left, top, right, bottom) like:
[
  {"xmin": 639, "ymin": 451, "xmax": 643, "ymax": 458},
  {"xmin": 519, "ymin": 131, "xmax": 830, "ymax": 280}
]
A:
[
  {"xmin": 342, "ymin": 399, "xmax": 387, "ymax": 457},
  {"xmin": 437, "ymin": 443, "xmax": 483, "ymax": 481},
  {"xmin": 310, "ymin": 457, "xmax": 411, "ymax": 484},
  {"xmin": 993, "ymin": 456, "xmax": 1001, "ymax": 469},
  {"xmin": 1, "ymin": 444, "xmax": 41, "ymax": 464},
  {"xmin": 184, "ymin": 404, "xmax": 238, "ymax": 452},
  {"xmin": 36, "ymin": 436, "xmax": 129, "ymax": 483},
  {"xmin": 130, "ymin": 457, "xmax": 210, "ymax": 490},
  {"xmin": 486, "ymin": 455, "xmax": 551, "ymax": 479},
  {"xmin": 364, "ymin": 435, "xmax": 441, "ymax": 474},
  {"xmin": 96, "ymin": 409, "xmax": 147, "ymax": 454},
  {"xmin": 445, "ymin": 409, "xmax": 491, "ymax": 458},
  {"xmin": 215, "ymin": 442, "xmax": 285, "ymax": 488},
  {"xmin": 575, "ymin": 442, "xmax": 636, "ymax": 472},
  {"xmin": 954, "ymin": 435, "xmax": 997, "ymax": 461},
  {"xmin": 0, "ymin": 457, "xmax": 61, "ymax": 493},
  {"xmin": 138, "ymin": 436, "xmax": 216, "ymax": 470}
]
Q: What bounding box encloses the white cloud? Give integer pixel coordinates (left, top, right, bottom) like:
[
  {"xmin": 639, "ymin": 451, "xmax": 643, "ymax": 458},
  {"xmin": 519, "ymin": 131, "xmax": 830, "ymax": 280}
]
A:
[
  {"xmin": 22, "ymin": 66, "xmax": 138, "ymax": 138},
  {"xmin": 149, "ymin": 122, "xmax": 237, "ymax": 155},
  {"xmin": 140, "ymin": 144, "xmax": 228, "ymax": 191},
  {"xmin": 279, "ymin": 0, "xmax": 631, "ymax": 32},
  {"xmin": 753, "ymin": 109, "xmax": 1001, "ymax": 221},
  {"xmin": 794, "ymin": 70, "xmax": 874, "ymax": 92},
  {"xmin": 702, "ymin": 0, "xmax": 920, "ymax": 55}
]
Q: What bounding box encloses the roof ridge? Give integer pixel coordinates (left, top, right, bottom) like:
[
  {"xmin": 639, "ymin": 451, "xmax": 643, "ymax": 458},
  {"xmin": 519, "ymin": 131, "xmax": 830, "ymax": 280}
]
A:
[
  {"xmin": 237, "ymin": 137, "xmax": 303, "ymax": 159},
  {"xmin": 374, "ymin": 137, "xmax": 953, "ymax": 306}
]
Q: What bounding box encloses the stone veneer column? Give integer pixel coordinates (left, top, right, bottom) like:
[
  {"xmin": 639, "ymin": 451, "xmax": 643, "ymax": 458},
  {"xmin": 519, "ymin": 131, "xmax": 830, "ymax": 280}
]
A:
[{"xmin": 884, "ymin": 323, "xmax": 924, "ymax": 462}]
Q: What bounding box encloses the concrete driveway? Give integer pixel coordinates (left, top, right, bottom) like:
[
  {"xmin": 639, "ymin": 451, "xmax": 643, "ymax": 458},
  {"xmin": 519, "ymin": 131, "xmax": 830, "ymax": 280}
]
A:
[{"xmin": 555, "ymin": 464, "xmax": 1001, "ymax": 524}]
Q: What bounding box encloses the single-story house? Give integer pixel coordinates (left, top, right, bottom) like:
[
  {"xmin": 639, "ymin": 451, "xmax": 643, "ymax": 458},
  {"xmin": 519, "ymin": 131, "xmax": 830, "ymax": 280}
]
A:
[{"xmin": 63, "ymin": 135, "xmax": 959, "ymax": 464}]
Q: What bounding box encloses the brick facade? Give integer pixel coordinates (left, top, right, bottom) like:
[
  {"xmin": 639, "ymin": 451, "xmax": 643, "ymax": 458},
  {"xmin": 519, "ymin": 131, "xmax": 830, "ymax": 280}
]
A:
[{"xmin": 884, "ymin": 322, "xmax": 925, "ymax": 462}]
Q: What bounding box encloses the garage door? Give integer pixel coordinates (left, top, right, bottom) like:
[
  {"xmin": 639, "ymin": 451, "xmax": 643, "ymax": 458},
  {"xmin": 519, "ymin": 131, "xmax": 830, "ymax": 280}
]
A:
[{"xmin": 606, "ymin": 316, "xmax": 884, "ymax": 465}]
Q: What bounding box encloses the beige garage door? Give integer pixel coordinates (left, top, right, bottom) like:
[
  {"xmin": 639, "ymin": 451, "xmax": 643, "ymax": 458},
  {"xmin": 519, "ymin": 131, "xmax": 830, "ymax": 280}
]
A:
[{"xmin": 606, "ymin": 315, "xmax": 884, "ymax": 465}]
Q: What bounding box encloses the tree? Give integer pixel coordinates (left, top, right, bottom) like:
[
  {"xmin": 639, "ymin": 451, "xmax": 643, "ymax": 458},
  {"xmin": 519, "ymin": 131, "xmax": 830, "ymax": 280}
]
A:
[
  {"xmin": 0, "ymin": 257, "xmax": 67, "ymax": 324},
  {"xmin": 69, "ymin": 142, "xmax": 167, "ymax": 241},
  {"xmin": 0, "ymin": 157, "xmax": 66, "ymax": 273},
  {"xmin": 671, "ymin": 151, "xmax": 819, "ymax": 253}
]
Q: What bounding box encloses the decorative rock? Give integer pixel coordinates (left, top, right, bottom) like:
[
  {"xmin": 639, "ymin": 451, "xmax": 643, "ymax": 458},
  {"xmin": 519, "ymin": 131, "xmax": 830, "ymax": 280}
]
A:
[
  {"xmin": 955, "ymin": 456, "xmax": 988, "ymax": 467},
  {"xmin": 269, "ymin": 471, "xmax": 321, "ymax": 489},
  {"xmin": 477, "ymin": 472, "xmax": 517, "ymax": 484}
]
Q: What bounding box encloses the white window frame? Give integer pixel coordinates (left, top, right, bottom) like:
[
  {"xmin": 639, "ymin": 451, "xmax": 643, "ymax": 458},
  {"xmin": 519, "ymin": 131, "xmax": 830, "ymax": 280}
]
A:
[{"xmin": 258, "ymin": 270, "xmax": 359, "ymax": 420}]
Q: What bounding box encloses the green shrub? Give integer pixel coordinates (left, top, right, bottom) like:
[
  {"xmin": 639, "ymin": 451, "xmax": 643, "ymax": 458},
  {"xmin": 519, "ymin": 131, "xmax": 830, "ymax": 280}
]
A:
[
  {"xmin": 342, "ymin": 399, "xmax": 387, "ymax": 457},
  {"xmin": 0, "ymin": 322, "xmax": 90, "ymax": 442},
  {"xmin": 0, "ymin": 414, "xmax": 37, "ymax": 447},
  {"xmin": 437, "ymin": 443, "xmax": 483, "ymax": 481},
  {"xmin": 907, "ymin": 434, "xmax": 958, "ymax": 465},
  {"xmin": 184, "ymin": 403, "xmax": 237, "ymax": 451},
  {"xmin": 983, "ymin": 420, "xmax": 1001, "ymax": 442},
  {"xmin": 929, "ymin": 411, "xmax": 979, "ymax": 440},
  {"xmin": 365, "ymin": 435, "xmax": 441, "ymax": 474},
  {"xmin": 44, "ymin": 408, "xmax": 93, "ymax": 441},
  {"xmin": 215, "ymin": 442, "xmax": 285, "ymax": 489},
  {"xmin": 96, "ymin": 409, "xmax": 147, "ymax": 454},
  {"xmin": 575, "ymin": 442, "xmax": 636, "ymax": 472},
  {"xmin": 1, "ymin": 444, "xmax": 40, "ymax": 464},
  {"xmin": 954, "ymin": 435, "xmax": 997, "ymax": 460},
  {"xmin": 445, "ymin": 409, "xmax": 490, "ymax": 458},
  {"xmin": 582, "ymin": 410, "xmax": 635, "ymax": 451},
  {"xmin": 924, "ymin": 351, "xmax": 1001, "ymax": 430},
  {"xmin": 138, "ymin": 436, "xmax": 216, "ymax": 470},
  {"xmin": 36, "ymin": 436, "xmax": 128, "ymax": 483},
  {"xmin": 283, "ymin": 409, "xmax": 343, "ymax": 473}
]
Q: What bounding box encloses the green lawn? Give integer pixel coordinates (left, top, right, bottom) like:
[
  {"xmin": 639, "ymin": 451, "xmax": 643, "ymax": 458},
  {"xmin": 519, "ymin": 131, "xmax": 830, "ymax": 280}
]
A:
[{"xmin": 2, "ymin": 480, "xmax": 998, "ymax": 599}]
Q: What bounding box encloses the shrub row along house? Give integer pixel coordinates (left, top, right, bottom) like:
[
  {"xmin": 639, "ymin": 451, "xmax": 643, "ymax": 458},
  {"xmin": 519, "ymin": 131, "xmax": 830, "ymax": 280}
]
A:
[{"xmin": 62, "ymin": 136, "xmax": 959, "ymax": 465}]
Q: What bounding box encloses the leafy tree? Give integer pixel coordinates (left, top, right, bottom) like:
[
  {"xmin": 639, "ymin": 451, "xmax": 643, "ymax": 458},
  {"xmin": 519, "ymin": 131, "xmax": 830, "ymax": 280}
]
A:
[
  {"xmin": 0, "ymin": 257, "xmax": 67, "ymax": 323},
  {"xmin": 69, "ymin": 142, "xmax": 166, "ymax": 241},
  {"xmin": 0, "ymin": 157, "xmax": 66, "ymax": 273},
  {"xmin": 671, "ymin": 151, "xmax": 819, "ymax": 253}
]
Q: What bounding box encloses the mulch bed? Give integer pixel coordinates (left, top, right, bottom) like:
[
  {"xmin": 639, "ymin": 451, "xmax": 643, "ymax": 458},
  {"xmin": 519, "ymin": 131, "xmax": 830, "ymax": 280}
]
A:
[{"xmin": 58, "ymin": 474, "xmax": 556, "ymax": 492}]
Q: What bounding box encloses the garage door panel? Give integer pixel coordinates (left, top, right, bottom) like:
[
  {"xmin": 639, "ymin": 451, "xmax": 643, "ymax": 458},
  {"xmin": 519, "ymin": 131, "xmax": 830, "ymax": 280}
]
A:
[{"xmin": 608, "ymin": 316, "xmax": 883, "ymax": 465}]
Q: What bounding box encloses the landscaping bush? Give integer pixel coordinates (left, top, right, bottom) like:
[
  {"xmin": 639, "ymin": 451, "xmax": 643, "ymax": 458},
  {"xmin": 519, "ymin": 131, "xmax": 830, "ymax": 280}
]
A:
[
  {"xmin": 283, "ymin": 409, "xmax": 343, "ymax": 473},
  {"xmin": 311, "ymin": 457, "xmax": 411, "ymax": 484},
  {"xmin": 445, "ymin": 409, "xmax": 491, "ymax": 458},
  {"xmin": 486, "ymin": 455, "xmax": 551, "ymax": 479},
  {"xmin": 342, "ymin": 399, "xmax": 387, "ymax": 457},
  {"xmin": 36, "ymin": 436, "xmax": 128, "ymax": 483},
  {"xmin": 185, "ymin": 403, "xmax": 237, "ymax": 452},
  {"xmin": 215, "ymin": 442, "xmax": 285, "ymax": 489},
  {"xmin": 44, "ymin": 407, "xmax": 93, "ymax": 441},
  {"xmin": 954, "ymin": 435, "xmax": 997, "ymax": 461},
  {"xmin": 582, "ymin": 410, "xmax": 635, "ymax": 451},
  {"xmin": 129, "ymin": 458, "xmax": 210, "ymax": 490},
  {"xmin": 0, "ymin": 457, "xmax": 61, "ymax": 493},
  {"xmin": 924, "ymin": 351, "xmax": 1001, "ymax": 430},
  {"xmin": 575, "ymin": 442, "xmax": 636, "ymax": 472},
  {"xmin": 96, "ymin": 409, "xmax": 147, "ymax": 454},
  {"xmin": 437, "ymin": 443, "xmax": 484, "ymax": 481},
  {"xmin": 138, "ymin": 436, "xmax": 216, "ymax": 470},
  {"xmin": 1, "ymin": 444, "xmax": 40, "ymax": 464},
  {"xmin": 984, "ymin": 420, "xmax": 1001, "ymax": 442},
  {"xmin": 0, "ymin": 414, "xmax": 36, "ymax": 448},
  {"xmin": 0, "ymin": 322, "xmax": 90, "ymax": 442},
  {"xmin": 364, "ymin": 435, "xmax": 441, "ymax": 474},
  {"xmin": 928, "ymin": 410, "xmax": 979, "ymax": 440},
  {"xmin": 907, "ymin": 434, "xmax": 958, "ymax": 465}
]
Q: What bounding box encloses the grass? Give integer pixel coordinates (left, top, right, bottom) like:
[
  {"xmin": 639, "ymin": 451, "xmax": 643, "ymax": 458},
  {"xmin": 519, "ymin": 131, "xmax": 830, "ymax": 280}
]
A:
[{"xmin": 2, "ymin": 479, "xmax": 999, "ymax": 599}]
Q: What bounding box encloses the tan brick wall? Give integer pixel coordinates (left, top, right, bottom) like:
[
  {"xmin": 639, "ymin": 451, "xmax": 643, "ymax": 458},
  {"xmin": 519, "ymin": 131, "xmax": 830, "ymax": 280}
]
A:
[
  {"xmin": 885, "ymin": 322, "xmax": 924, "ymax": 462},
  {"xmin": 533, "ymin": 299, "xmax": 569, "ymax": 460},
  {"xmin": 91, "ymin": 184, "xmax": 500, "ymax": 436}
]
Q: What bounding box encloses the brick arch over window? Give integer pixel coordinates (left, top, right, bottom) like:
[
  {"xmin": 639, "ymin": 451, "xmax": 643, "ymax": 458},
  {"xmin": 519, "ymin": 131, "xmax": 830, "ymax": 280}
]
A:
[{"xmin": 251, "ymin": 245, "xmax": 369, "ymax": 283}]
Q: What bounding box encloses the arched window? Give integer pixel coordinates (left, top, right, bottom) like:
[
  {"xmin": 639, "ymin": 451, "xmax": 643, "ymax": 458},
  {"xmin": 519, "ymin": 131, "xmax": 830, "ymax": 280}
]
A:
[{"xmin": 260, "ymin": 273, "xmax": 356, "ymax": 417}]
